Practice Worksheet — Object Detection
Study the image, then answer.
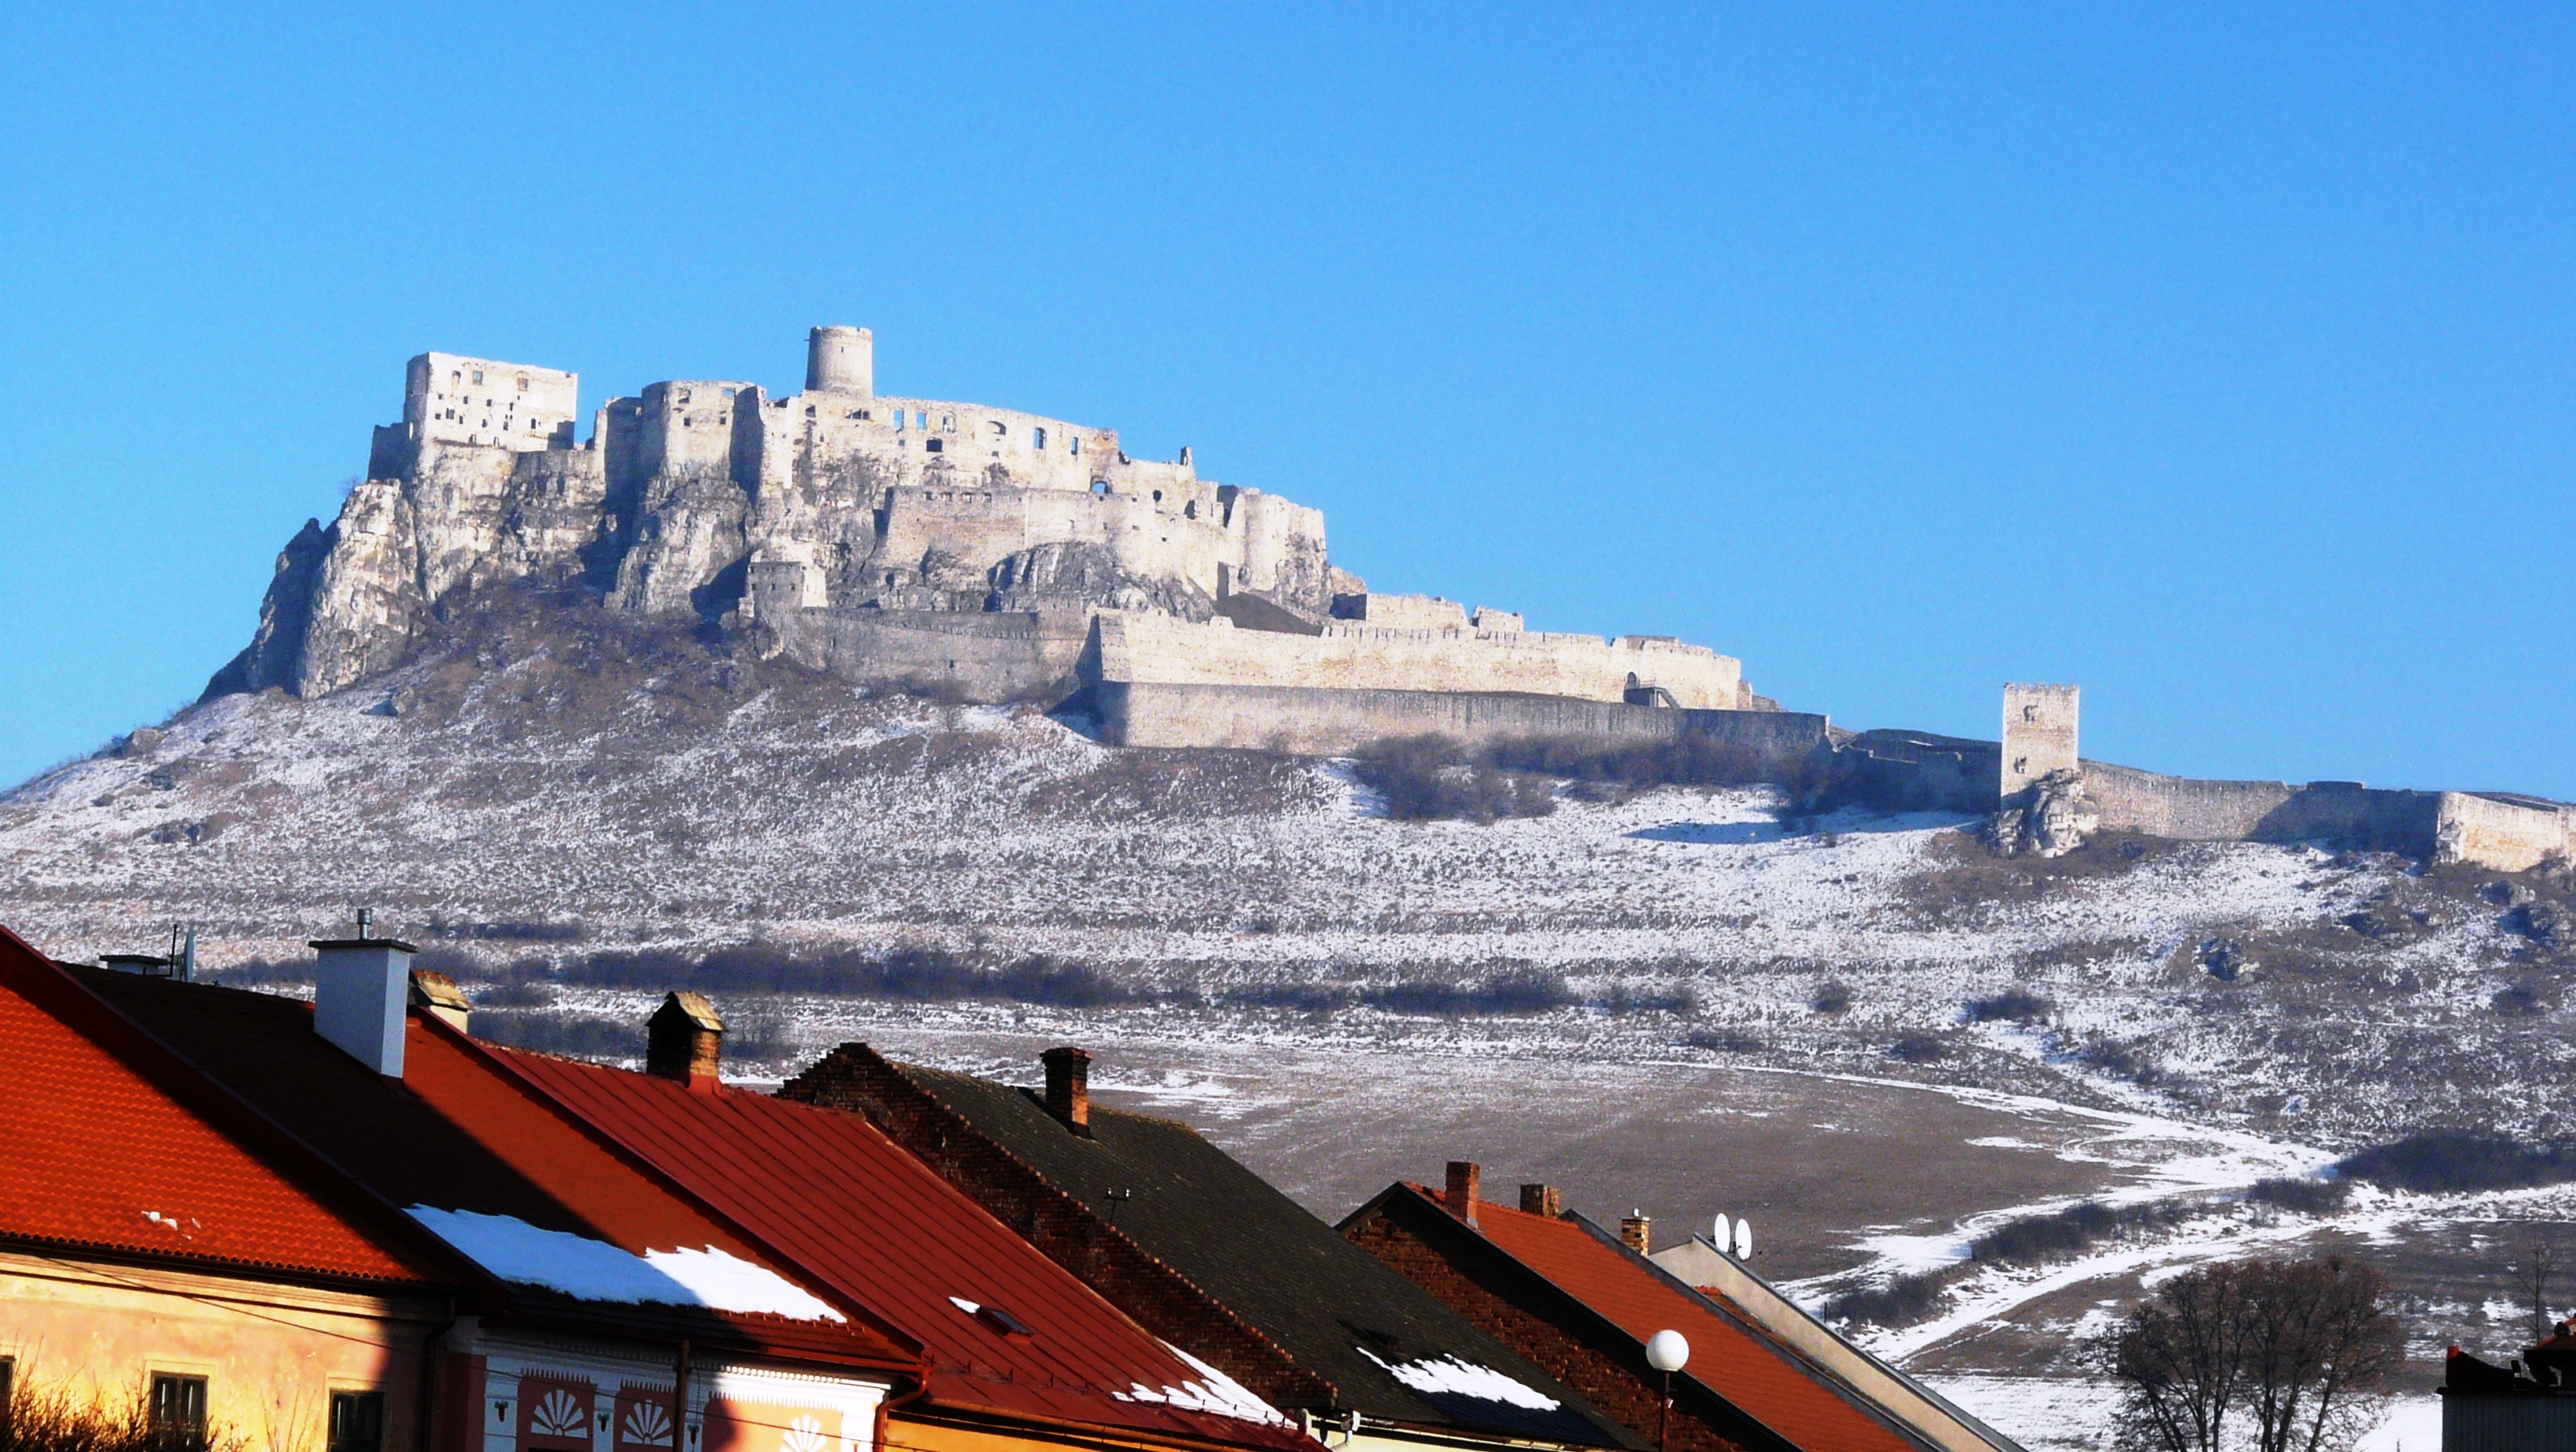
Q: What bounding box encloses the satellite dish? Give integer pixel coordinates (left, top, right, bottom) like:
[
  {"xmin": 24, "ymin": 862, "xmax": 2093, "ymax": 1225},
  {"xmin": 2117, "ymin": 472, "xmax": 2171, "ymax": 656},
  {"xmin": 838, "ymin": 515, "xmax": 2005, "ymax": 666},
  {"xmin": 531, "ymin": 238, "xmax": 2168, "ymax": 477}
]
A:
[
  {"xmin": 1645, "ymin": 1328, "xmax": 1690, "ymax": 1373},
  {"xmin": 1712, "ymin": 1213, "xmax": 1731, "ymax": 1252},
  {"xmin": 1734, "ymin": 1218, "xmax": 1753, "ymax": 1259}
]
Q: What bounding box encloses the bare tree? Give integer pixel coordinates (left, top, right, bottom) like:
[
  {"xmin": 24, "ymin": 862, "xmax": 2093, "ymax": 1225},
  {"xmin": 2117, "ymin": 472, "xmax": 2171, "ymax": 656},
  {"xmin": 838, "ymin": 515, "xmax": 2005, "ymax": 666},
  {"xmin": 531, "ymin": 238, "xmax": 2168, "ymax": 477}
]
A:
[
  {"xmin": 2108, "ymin": 1256, "xmax": 2404, "ymax": 1452},
  {"xmin": 2525, "ymin": 1235, "xmax": 2563, "ymax": 1345},
  {"xmin": 2238, "ymin": 1256, "xmax": 2403, "ymax": 1452},
  {"xmin": 2109, "ymin": 1262, "xmax": 2249, "ymax": 1452}
]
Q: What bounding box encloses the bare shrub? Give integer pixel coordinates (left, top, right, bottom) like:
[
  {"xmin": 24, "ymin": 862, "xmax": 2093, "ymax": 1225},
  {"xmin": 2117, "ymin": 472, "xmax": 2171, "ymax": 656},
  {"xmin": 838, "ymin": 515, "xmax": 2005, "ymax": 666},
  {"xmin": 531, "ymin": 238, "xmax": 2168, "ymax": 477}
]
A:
[
  {"xmin": 1365, "ymin": 969, "xmax": 1573, "ymax": 1016},
  {"xmin": 1683, "ymin": 1026, "xmax": 1765, "ymax": 1053},
  {"xmin": 1353, "ymin": 735, "xmax": 1556, "ymax": 824},
  {"xmin": 2335, "ymin": 1130, "xmax": 2576, "ymax": 1193},
  {"xmin": 1810, "ymin": 979, "xmax": 1855, "ymax": 1015},
  {"xmin": 473, "ymin": 1010, "xmax": 638, "ymax": 1059},
  {"xmin": 1888, "ymin": 1030, "xmax": 1948, "ymax": 1063},
  {"xmin": 2244, "ymin": 1177, "xmax": 2350, "ymax": 1215},
  {"xmin": 1822, "ymin": 1269, "xmax": 1949, "ymax": 1327},
  {"xmin": 0, "ymin": 1381, "xmax": 243, "ymax": 1452},
  {"xmin": 1224, "ymin": 982, "xmax": 1354, "ymax": 1013},
  {"xmin": 1964, "ymin": 987, "xmax": 2053, "ymax": 1024}
]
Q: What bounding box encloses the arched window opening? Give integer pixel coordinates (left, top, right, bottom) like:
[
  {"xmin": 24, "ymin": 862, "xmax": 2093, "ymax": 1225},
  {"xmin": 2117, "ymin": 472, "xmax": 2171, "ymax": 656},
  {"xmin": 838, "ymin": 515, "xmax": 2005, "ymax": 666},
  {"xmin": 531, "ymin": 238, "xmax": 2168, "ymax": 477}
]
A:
[
  {"xmin": 1032, "ymin": 426, "xmax": 1047, "ymax": 450},
  {"xmin": 1091, "ymin": 480, "xmax": 1109, "ymax": 496},
  {"xmin": 516, "ymin": 374, "xmax": 530, "ymax": 391}
]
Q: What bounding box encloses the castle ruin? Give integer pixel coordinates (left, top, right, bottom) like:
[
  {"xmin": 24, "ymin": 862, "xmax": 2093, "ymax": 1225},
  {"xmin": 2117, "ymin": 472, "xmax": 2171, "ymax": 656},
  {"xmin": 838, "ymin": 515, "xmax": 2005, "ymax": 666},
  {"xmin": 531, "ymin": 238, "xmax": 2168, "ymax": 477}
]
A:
[
  {"xmin": 204, "ymin": 329, "xmax": 2570, "ymax": 872},
  {"xmin": 215, "ymin": 329, "xmax": 1795, "ymax": 758}
]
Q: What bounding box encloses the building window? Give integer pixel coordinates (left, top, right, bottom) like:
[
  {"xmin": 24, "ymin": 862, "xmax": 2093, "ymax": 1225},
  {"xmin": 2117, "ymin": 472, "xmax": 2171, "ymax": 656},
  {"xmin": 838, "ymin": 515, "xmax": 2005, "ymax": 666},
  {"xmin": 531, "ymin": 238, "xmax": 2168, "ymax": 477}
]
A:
[
  {"xmin": 517, "ymin": 374, "xmax": 530, "ymax": 391},
  {"xmin": 149, "ymin": 1375, "xmax": 208, "ymax": 1442},
  {"xmin": 1091, "ymin": 480, "xmax": 1108, "ymax": 496},
  {"xmin": 915, "ymin": 410, "xmax": 928, "ymax": 429},
  {"xmin": 1, "ymin": 1357, "xmax": 13, "ymax": 1436},
  {"xmin": 329, "ymin": 1393, "xmax": 385, "ymax": 1452},
  {"xmin": 2012, "ymin": 756, "xmax": 2029, "ymax": 776},
  {"xmin": 472, "ymin": 370, "xmax": 485, "ymax": 384},
  {"xmin": 1031, "ymin": 427, "xmax": 1046, "ymax": 449},
  {"xmin": 940, "ymin": 414, "xmax": 953, "ymax": 429},
  {"xmin": 807, "ymin": 406, "xmax": 817, "ymax": 417},
  {"xmin": 1072, "ymin": 436, "xmax": 1082, "ymax": 454},
  {"xmin": 925, "ymin": 438, "xmax": 943, "ymax": 453},
  {"xmin": 2022, "ymin": 705, "xmax": 2039, "ymax": 722}
]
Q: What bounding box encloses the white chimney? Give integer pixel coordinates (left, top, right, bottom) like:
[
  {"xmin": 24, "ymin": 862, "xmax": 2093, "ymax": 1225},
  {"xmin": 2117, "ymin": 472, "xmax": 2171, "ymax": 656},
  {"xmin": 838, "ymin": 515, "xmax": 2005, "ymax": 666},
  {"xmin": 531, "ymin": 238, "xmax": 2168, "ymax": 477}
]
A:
[{"xmin": 311, "ymin": 914, "xmax": 416, "ymax": 1077}]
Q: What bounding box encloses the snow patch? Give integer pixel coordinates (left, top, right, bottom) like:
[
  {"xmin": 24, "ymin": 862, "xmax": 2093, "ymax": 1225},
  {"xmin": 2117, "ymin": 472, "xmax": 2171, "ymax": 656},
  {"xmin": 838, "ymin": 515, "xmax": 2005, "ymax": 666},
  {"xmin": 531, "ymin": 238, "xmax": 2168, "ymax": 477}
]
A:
[
  {"xmin": 1356, "ymin": 1348, "xmax": 1562, "ymax": 1409},
  {"xmin": 1112, "ymin": 1344, "xmax": 1291, "ymax": 1425},
  {"xmin": 407, "ymin": 1207, "xmax": 844, "ymax": 1322}
]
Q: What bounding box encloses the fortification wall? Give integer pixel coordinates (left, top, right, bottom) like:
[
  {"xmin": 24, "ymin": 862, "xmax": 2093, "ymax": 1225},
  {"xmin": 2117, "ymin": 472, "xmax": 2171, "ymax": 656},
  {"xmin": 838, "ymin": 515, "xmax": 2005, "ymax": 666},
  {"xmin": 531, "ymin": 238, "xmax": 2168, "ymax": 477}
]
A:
[
  {"xmin": 1095, "ymin": 681, "xmax": 1831, "ymax": 758},
  {"xmin": 2437, "ymin": 793, "xmax": 2574, "ymax": 871},
  {"xmin": 2080, "ymin": 762, "xmax": 2446, "ymax": 852},
  {"xmin": 1090, "ymin": 612, "xmax": 1746, "ymax": 709},
  {"xmin": 772, "ymin": 607, "xmax": 1091, "ymax": 700},
  {"xmin": 1837, "ymin": 731, "xmax": 2001, "ymax": 814}
]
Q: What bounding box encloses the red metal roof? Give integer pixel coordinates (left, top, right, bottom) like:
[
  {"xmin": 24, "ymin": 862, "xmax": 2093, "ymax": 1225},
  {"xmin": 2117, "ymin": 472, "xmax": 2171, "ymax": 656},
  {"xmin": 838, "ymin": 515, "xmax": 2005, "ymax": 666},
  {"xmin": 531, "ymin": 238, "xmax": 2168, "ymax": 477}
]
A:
[
  {"xmin": 1429, "ymin": 1190, "xmax": 1923, "ymax": 1452},
  {"xmin": 0, "ymin": 928, "xmax": 442, "ymax": 1285},
  {"xmin": 485, "ymin": 1038, "xmax": 1314, "ymax": 1452},
  {"xmin": 67, "ymin": 961, "xmax": 915, "ymax": 1371}
]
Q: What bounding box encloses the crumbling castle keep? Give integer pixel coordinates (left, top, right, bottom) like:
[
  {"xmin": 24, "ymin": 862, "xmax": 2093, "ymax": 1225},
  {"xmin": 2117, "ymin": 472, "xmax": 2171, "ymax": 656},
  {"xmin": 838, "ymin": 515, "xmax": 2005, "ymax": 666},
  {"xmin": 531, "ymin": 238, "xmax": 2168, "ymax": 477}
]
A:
[{"xmin": 206, "ymin": 329, "xmax": 2569, "ymax": 870}]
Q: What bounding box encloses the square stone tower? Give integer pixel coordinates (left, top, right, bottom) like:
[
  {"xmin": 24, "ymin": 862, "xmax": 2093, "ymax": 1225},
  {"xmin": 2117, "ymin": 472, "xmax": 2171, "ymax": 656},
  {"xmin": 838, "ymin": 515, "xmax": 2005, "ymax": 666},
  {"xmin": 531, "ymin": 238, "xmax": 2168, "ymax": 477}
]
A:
[{"xmin": 2001, "ymin": 683, "xmax": 2080, "ymax": 804}]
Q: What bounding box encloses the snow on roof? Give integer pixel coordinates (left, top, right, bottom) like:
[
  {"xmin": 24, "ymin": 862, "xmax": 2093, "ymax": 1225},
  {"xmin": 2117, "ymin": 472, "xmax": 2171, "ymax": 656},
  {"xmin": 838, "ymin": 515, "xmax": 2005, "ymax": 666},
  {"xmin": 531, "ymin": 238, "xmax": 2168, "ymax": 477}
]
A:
[
  {"xmin": 1356, "ymin": 1349, "xmax": 1563, "ymax": 1410},
  {"xmin": 1113, "ymin": 1344, "xmax": 1292, "ymax": 1426},
  {"xmin": 408, "ymin": 1206, "xmax": 844, "ymax": 1322}
]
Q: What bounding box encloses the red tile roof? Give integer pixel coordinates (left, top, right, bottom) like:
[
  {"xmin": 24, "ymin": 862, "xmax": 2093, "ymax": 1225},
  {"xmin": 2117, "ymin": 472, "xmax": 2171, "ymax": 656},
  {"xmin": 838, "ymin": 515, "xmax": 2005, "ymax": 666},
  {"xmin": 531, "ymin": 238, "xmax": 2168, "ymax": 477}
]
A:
[
  {"xmin": 485, "ymin": 1038, "xmax": 1313, "ymax": 1452},
  {"xmin": 0, "ymin": 928, "xmax": 446, "ymax": 1286},
  {"xmin": 67, "ymin": 961, "xmax": 915, "ymax": 1372},
  {"xmin": 1418, "ymin": 1189, "xmax": 1924, "ymax": 1452}
]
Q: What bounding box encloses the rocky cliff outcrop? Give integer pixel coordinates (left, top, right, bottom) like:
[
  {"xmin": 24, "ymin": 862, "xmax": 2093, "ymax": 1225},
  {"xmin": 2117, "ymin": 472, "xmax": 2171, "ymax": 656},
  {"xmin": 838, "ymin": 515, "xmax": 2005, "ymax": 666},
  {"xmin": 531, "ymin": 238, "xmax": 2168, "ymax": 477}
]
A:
[{"xmin": 1989, "ymin": 769, "xmax": 2101, "ymax": 859}]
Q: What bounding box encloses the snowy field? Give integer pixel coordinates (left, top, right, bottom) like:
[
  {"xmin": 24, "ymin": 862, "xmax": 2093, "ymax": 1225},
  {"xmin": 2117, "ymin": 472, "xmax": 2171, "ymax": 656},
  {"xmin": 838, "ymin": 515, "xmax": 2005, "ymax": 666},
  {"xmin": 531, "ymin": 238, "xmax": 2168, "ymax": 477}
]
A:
[{"xmin": 5, "ymin": 627, "xmax": 2571, "ymax": 1445}]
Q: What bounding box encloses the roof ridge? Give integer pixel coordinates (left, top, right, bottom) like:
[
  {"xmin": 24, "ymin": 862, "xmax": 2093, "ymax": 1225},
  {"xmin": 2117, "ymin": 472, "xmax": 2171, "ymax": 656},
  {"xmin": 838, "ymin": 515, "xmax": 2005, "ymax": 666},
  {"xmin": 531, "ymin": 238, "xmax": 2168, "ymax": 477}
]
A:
[{"xmin": 781, "ymin": 1044, "xmax": 1336, "ymax": 1411}]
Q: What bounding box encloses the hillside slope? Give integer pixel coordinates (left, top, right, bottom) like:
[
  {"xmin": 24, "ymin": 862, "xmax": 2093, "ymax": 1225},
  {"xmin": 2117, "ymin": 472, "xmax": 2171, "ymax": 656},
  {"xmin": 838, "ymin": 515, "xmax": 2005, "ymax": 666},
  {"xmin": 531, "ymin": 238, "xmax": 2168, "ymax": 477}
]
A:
[{"xmin": 6, "ymin": 593, "xmax": 2569, "ymax": 1151}]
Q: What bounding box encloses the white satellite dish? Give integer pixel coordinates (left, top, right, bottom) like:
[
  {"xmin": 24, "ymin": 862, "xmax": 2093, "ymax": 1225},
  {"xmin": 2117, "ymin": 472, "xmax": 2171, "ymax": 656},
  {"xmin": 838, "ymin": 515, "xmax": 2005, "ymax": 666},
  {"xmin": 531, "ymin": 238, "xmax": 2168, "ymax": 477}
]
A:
[
  {"xmin": 1712, "ymin": 1213, "xmax": 1731, "ymax": 1252},
  {"xmin": 1734, "ymin": 1218, "xmax": 1753, "ymax": 1259}
]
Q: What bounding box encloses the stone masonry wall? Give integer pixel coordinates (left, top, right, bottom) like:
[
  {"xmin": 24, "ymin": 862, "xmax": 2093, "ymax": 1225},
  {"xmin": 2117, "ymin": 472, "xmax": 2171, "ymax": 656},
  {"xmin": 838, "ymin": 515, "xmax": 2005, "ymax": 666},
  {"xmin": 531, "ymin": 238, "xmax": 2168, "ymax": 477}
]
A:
[
  {"xmin": 2001, "ymin": 683, "xmax": 2079, "ymax": 805},
  {"xmin": 1092, "ymin": 612, "xmax": 1747, "ymax": 709},
  {"xmin": 1095, "ymin": 681, "xmax": 1831, "ymax": 758},
  {"xmin": 2436, "ymin": 793, "xmax": 2575, "ymax": 871}
]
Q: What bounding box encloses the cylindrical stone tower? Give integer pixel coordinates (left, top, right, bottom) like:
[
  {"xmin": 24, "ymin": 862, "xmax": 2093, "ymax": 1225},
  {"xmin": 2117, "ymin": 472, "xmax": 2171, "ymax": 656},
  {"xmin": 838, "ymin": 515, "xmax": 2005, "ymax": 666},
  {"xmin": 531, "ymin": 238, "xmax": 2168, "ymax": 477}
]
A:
[{"xmin": 806, "ymin": 325, "xmax": 873, "ymax": 395}]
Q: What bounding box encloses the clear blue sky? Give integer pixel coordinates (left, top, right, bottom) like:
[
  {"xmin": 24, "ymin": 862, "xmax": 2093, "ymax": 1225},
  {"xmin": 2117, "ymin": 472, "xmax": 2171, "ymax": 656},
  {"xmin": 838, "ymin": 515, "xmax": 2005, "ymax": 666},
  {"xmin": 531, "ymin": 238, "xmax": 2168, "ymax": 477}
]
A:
[{"xmin": 3, "ymin": 5, "xmax": 2570, "ymax": 797}]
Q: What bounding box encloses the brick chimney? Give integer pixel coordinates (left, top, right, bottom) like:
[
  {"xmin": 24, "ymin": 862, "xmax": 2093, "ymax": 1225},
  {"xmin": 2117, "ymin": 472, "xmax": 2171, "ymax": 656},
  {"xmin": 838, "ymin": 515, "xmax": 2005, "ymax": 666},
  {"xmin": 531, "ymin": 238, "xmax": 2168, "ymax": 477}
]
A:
[
  {"xmin": 646, "ymin": 992, "xmax": 724, "ymax": 1092},
  {"xmin": 310, "ymin": 920, "xmax": 417, "ymax": 1078},
  {"xmin": 1520, "ymin": 1183, "xmax": 1562, "ymax": 1218},
  {"xmin": 1445, "ymin": 1162, "xmax": 1481, "ymax": 1225},
  {"xmin": 1620, "ymin": 1211, "xmax": 1651, "ymax": 1254},
  {"xmin": 1041, "ymin": 1046, "xmax": 1092, "ymax": 1135}
]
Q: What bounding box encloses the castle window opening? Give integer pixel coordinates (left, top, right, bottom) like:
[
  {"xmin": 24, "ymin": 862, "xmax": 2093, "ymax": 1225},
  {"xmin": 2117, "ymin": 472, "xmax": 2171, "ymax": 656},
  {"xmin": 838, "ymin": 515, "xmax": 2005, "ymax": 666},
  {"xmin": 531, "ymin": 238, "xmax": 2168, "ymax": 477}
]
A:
[
  {"xmin": 853, "ymin": 409, "xmax": 868, "ymax": 419},
  {"xmin": 472, "ymin": 370, "xmax": 484, "ymax": 384},
  {"xmin": 1091, "ymin": 480, "xmax": 1108, "ymax": 496},
  {"xmin": 807, "ymin": 406, "xmax": 818, "ymax": 417},
  {"xmin": 1072, "ymin": 436, "xmax": 1082, "ymax": 454},
  {"xmin": 1184, "ymin": 500, "xmax": 1196, "ymax": 518},
  {"xmin": 926, "ymin": 438, "xmax": 943, "ymax": 453},
  {"xmin": 1032, "ymin": 426, "xmax": 1046, "ymax": 449},
  {"xmin": 1152, "ymin": 489, "xmax": 1163, "ymax": 502},
  {"xmin": 2012, "ymin": 756, "xmax": 2029, "ymax": 775},
  {"xmin": 450, "ymin": 371, "xmax": 461, "ymax": 386},
  {"xmin": 2023, "ymin": 705, "xmax": 2039, "ymax": 722},
  {"xmin": 516, "ymin": 374, "xmax": 530, "ymax": 391},
  {"xmin": 722, "ymin": 387, "xmax": 736, "ymax": 398},
  {"xmin": 941, "ymin": 414, "xmax": 953, "ymax": 429}
]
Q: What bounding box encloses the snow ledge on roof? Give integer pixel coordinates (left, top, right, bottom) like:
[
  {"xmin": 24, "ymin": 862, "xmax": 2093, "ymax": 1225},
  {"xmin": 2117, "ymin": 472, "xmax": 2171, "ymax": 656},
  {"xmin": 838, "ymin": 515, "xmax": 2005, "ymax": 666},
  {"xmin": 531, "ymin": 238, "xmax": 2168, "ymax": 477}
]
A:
[
  {"xmin": 1356, "ymin": 1349, "xmax": 1563, "ymax": 1410},
  {"xmin": 1114, "ymin": 1344, "xmax": 1292, "ymax": 1425},
  {"xmin": 408, "ymin": 1207, "xmax": 845, "ymax": 1323}
]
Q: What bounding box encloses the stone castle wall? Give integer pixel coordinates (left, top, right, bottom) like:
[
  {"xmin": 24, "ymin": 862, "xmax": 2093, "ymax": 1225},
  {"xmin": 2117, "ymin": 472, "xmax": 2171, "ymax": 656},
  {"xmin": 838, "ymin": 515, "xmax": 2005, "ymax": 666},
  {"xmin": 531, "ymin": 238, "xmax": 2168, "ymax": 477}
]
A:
[
  {"xmin": 1091, "ymin": 612, "xmax": 1747, "ymax": 709},
  {"xmin": 404, "ymin": 352, "xmax": 578, "ymax": 452},
  {"xmin": 1097, "ymin": 681, "xmax": 1831, "ymax": 758},
  {"xmin": 2436, "ymin": 793, "xmax": 2575, "ymax": 871},
  {"xmin": 2001, "ymin": 683, "xmax": 2079, "ymax": 803}
]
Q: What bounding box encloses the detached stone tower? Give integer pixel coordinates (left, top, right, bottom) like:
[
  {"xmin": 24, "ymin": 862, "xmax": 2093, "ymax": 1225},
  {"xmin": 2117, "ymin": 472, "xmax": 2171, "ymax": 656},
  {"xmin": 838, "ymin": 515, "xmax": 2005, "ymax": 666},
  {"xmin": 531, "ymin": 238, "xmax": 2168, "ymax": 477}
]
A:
[
  {"xmin": 2001, "ymin": 683, "xmax": 2080, "ymax": 805},
  {"xmin": 805, "ymin": 324, "xmax": 873, "ymax": 395}
]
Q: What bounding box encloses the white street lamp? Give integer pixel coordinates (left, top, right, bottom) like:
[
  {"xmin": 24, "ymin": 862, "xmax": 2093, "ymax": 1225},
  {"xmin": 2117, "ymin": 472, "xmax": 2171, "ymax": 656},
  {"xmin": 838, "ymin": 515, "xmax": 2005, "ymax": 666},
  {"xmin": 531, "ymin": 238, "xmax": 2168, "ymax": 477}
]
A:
[{"xmin": 1644, "ymin": 1330, "xmax": 1689, "ymax": 1452}]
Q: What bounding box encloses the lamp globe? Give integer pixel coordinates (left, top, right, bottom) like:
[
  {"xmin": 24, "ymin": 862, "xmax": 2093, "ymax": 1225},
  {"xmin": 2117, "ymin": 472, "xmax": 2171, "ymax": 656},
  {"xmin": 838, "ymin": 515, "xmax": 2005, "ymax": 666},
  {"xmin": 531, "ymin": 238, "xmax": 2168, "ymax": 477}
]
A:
[{"xmin": 1645, "ymin": 1329, "xmax": 1690, "ymax": 1374}]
